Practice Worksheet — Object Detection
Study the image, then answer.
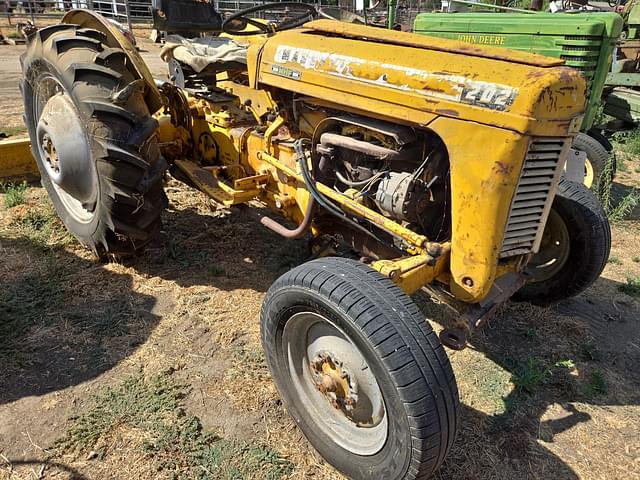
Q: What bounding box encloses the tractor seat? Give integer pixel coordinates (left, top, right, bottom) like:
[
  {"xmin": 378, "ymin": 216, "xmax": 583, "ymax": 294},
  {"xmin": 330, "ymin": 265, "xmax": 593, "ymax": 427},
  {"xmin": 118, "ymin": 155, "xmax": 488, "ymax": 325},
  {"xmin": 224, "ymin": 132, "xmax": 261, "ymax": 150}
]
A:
[{"xmin": 160, "ymin": 35, "xmax": 247, "ymax": 74}]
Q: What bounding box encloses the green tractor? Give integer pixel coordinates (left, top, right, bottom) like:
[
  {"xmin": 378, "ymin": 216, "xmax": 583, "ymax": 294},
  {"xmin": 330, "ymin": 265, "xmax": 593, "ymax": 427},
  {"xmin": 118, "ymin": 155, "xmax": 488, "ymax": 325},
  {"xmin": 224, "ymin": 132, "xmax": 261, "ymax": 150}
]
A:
[{"xmin": 413, "ymin": 10, "xmax": 623, "ymax": 187}]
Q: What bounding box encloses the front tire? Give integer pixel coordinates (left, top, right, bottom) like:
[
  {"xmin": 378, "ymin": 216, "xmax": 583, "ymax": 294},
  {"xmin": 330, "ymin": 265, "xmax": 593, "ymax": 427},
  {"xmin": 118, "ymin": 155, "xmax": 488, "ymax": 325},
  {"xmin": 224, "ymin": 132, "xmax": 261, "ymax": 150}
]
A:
[
  {"xmin": 21, "ymin": 24, "xmax": 167, "ymax": 256},
  {"xmin": 261, "ymin": 257, "xmax": 459, "ymax": 480},
  {"xmin": 515, "ymin": 178, "xmax": 611, "ymax": 305}
]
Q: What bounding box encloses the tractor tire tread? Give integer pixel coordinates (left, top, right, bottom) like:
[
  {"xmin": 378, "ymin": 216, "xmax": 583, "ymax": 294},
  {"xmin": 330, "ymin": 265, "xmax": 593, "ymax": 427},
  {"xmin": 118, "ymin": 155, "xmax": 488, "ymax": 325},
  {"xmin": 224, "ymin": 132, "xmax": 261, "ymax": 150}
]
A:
[{"xmin": 21, "ymin": 24, "xmax": 166, "ymax": 256}]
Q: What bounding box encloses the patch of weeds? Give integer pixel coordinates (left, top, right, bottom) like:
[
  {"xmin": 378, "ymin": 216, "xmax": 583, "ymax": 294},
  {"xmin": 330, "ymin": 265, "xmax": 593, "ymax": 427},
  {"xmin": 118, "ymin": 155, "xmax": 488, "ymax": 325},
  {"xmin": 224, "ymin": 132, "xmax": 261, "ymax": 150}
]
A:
[
  {"xmin": 595, "ymin": 156, "xmax": 640, "ymax": 223},
  {"xmin": 0, "ymin": 181, "xmax": 28, "ymax": 208},
  {"xmin": 595, "ymin": 156, "xmax": 615, "ymax": 210},
  {"xmin": 579, "ymin": 340, "xmax": 601, "ymax": 362},
  {"xmin": 55, "ymin": 371, "xmax": 292, "ymax": 479},
  {"xmin": 617, "ymin": 154, "xmax": 630, "ymax": 173},
  {"xmin": 618, "ymin": 274, "xmax": 640, "ymax": 298},
  {"xmin": 554, "ymin": 359, "xmax": 576, "ymax": 370},
  {"xmin": 166, "ymin": 237, "xmax": 211, "ymax": 268},
  {"xmin": 609, "ymin": 189, "xmax": 640, "ymax": 223},
  {"xmin": 608, "ymin": 256, "xmax": 623, "ymax": 265},
  {"xmin": 613, "ymin": 129, "xmax": 640, "ymax": 157},
  {"xmin": 14, "ymin": 205, "xmax": 73, "ymax": 248},
  {"xmin": 590, "ymin": 101, "xmax": 609, "ymax": 126},
  {"xmin": 632, "ymin": 256, "xmax": 640, "ymax": 263},
  {"xmin": 583, "ymin": 369, "xmax": 608, "ymax": 400},
  {"xmin": 509, "ymin": 357, "xmax": 551, "ymax": 394},
  {"xmin": 208, "ymin": 265, "xmax": 225, "ymax": 276}
]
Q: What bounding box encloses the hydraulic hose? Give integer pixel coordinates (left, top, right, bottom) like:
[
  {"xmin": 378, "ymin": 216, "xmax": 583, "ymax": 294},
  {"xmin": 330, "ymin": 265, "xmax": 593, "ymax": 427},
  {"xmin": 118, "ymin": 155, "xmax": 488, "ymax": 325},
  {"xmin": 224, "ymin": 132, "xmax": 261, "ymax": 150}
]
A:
[{"xmin": 294, "ymin": 140, "xmax": 384, "ymax": 243}]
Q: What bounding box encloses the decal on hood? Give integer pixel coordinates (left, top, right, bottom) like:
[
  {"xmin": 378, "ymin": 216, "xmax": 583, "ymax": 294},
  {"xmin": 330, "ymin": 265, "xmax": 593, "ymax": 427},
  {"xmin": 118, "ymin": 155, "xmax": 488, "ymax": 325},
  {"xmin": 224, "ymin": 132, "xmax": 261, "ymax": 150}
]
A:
[{"xmin": 273, "ymin": 45, "xmax": 517, "ymax": 112}]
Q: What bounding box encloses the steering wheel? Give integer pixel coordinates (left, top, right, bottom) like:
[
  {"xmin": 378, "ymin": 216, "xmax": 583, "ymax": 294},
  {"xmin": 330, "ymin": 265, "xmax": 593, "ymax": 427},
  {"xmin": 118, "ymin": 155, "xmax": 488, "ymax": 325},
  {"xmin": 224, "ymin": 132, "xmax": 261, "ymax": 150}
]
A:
[{"xmin": 222, "ymin": 2, "xmax": 317, "ymax": 36}]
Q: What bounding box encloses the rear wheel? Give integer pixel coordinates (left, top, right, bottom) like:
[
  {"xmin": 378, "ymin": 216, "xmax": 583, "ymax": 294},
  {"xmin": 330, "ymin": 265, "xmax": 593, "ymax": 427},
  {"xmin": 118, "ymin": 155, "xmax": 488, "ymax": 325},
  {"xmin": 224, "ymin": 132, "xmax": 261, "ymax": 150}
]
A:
[
  {"xmin": 515, "ymin": 178, "xmax": 611, "ymax": 305},
  {"xmin": 21, "ymin": 24, "xmax": 167, "ymax": 256},
  {"xmin": 572, "ymin": 132, "xmax": 612, "ymax": 188},
  {"xmin": 261, "ymin": 257, "xmax": 459, "ymax": 480}
]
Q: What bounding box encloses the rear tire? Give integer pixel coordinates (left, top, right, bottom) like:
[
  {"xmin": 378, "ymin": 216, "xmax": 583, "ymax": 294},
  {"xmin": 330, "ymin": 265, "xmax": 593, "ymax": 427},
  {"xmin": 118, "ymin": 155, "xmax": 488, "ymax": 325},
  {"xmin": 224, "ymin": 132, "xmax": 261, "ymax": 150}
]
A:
[
  {"xmin": 21, "ymin": 24, "xmax": 167, "ymax": 256},
  {"xmin": 515, "ymin": 178, "xmax": 611, "ymax": 305},
  {"xmin": 261, "ymin": 257, "xmax": 459, "ymax": 480},
  {"xmin": 572, "ymin": 132, "xmax": 612, "ymax": 188}
]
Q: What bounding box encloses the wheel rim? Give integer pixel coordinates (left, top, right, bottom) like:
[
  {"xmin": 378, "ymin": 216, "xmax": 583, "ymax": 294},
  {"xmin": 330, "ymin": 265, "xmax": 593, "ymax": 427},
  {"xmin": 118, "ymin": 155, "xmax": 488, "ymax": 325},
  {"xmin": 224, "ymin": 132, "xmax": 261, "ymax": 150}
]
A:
[
  {"xmin": 584, "ymin": 158, "xmax": 595, "ymax": 188},
  {"xmin": 526, "ymin": 209, "xmax": 571, "ymax": 283},
  {"xmin": 282, "ymin": 312, "xmax": 388, "ymax": 456},
  {"xmin": 32, "ymin": 75, "xmax": 97, "ymax": 224}
]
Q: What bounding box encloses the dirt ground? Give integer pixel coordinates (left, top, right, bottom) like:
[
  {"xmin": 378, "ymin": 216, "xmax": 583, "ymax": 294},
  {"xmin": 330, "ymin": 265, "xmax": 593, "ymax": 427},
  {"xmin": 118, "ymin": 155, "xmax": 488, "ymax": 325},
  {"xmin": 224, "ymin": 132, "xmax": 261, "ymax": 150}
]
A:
[{"xmin": 1, "ymin": 36, "xmax": 640, "ymax": 480}]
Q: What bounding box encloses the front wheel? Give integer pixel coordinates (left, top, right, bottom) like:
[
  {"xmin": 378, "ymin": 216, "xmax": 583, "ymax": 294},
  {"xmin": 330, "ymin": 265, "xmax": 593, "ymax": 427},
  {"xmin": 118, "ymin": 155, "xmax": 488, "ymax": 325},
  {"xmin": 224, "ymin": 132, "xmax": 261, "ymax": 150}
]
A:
[
  {"xmin": 515, "ymin": 178, "xmax": 611, "ymax": 305},
  {"xmin": 261, "ymin": 257, "xmax": 459, "ymax": 480}
]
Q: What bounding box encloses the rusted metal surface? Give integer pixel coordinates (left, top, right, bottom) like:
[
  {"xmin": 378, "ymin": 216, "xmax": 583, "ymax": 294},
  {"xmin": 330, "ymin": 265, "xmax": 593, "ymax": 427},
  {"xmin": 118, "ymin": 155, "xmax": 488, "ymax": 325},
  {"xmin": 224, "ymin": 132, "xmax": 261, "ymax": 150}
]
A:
[
  {"xmin": 310, "ymin": 351, "xmax": 358, "ymax": 414},
  {"xmin": 439, "ymin": 271, "xmax": 529, "ymax": 350},
  {"xmin": 319, "ymin": 132, "xmax": 403, "ymax": 161},
  {"xmin": 174, "ymin": 159, "xmax": 262, "ymax": 206}
]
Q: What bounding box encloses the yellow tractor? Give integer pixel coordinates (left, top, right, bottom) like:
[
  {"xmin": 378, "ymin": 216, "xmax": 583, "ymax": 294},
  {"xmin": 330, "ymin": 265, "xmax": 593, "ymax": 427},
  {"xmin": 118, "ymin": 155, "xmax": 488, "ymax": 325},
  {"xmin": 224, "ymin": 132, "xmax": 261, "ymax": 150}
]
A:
[{"xmin": 18, "ymin": 3, "xmax": 610, "ymax": 478}]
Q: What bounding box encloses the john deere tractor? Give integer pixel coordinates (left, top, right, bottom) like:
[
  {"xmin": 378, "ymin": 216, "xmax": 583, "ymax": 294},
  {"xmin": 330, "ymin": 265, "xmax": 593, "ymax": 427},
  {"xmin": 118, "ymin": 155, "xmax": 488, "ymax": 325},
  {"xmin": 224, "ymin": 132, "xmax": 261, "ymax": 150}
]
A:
[{"xmin": 20, "ymin": 3, "xmax": 610, "ymax": 479}]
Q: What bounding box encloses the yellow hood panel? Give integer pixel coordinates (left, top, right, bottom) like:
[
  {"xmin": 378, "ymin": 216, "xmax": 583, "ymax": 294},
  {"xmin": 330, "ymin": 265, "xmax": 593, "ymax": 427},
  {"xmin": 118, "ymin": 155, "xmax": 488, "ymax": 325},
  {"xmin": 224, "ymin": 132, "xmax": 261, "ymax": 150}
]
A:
[{"xmin": 258, "ymin": 23, "xmax": 586, "ymax": 136}]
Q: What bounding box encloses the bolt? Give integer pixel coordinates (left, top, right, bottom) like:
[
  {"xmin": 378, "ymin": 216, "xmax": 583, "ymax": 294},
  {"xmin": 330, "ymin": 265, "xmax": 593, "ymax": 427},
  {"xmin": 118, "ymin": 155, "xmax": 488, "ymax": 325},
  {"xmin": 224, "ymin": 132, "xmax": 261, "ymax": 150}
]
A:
[
  {"xmin": 425, "ymin": 242, "xmax": 442, "ymax": 257},
  {"xmin": 462, "ymin": 276, "xmax": 474, "ymax": 287}
]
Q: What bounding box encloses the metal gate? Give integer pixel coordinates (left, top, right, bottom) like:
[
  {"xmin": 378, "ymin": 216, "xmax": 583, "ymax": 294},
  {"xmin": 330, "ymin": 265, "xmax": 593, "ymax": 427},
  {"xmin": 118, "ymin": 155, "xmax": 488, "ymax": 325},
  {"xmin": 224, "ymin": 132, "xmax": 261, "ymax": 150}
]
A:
[{"xmin": 1, "ymin": 1, "xmax": 437, "ymax": 30}]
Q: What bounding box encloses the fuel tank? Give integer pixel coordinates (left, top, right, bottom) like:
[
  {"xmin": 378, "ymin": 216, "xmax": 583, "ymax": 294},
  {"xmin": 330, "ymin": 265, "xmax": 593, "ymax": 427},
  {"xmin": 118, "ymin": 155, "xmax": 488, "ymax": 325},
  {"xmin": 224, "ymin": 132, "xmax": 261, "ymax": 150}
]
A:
[{"xmin": 255, "ymin": 20, "xmax": 586, "ymax": 137}]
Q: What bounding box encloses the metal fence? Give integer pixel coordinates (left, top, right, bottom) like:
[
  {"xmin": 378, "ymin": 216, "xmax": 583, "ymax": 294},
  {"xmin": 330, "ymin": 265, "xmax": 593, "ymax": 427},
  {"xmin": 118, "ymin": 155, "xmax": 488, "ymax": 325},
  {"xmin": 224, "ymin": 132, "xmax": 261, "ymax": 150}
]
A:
[{"xmin": 1, "ymin": 0, "xmax": 442, "ymax": 29}]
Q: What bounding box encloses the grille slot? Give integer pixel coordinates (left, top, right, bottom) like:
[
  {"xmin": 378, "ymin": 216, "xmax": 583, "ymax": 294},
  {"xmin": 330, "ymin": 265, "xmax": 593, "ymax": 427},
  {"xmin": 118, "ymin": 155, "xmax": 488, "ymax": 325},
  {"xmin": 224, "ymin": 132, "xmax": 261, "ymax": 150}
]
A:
[{"xmin": 500, "ymin": 137, "xmax": 569, "ymax": 258}]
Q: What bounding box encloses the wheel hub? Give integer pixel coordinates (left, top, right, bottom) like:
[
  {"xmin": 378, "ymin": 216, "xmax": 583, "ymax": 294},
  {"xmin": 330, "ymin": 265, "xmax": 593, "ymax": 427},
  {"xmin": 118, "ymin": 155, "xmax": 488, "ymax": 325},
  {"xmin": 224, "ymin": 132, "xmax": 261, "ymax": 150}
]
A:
[
  {"xmin": 527, "ymin": 209, "xmax": 571, "ymax": 282},
  {"xmin": 33, "ymin": 89, "xmax": 99, "ymax": 224},
  {"xmin": 310, "ymin": 351, "xmax": 359, "ymax": 416},
  {"xmin": 41, "ymin": 133, "xmax": 60, "ymax": 173},
  {"xmin": 283, "ymin": 312, "xmax": 388, "ymax": 456},
  {"xmin": 35, "ymin": 92, "xmax": 97, "ymax": 208}
]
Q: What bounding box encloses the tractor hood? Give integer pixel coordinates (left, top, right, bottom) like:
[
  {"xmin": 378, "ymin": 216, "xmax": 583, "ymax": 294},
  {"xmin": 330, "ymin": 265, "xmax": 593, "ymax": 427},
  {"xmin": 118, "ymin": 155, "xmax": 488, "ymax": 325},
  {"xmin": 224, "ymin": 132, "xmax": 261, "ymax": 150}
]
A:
[{"xmin": 256, "ymin": 20, "xmax": 586, "ymax": 136}]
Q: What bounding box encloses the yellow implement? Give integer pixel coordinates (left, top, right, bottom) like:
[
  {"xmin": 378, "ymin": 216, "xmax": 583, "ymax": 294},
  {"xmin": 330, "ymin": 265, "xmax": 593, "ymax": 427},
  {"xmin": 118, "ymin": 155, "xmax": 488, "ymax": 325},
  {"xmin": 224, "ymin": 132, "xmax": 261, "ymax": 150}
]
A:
[{"xmin": 0, "ymin": 137, "xmax": 38, "ymax": 182}]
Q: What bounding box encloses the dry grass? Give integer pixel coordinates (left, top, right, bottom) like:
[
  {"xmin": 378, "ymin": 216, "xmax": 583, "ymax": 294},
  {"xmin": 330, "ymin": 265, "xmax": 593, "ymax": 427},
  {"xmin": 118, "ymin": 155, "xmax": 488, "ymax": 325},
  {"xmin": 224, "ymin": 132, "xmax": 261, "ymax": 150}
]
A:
[{"xmin": 2, "ymin": 182, "xmax": 638, "ymax": 480}]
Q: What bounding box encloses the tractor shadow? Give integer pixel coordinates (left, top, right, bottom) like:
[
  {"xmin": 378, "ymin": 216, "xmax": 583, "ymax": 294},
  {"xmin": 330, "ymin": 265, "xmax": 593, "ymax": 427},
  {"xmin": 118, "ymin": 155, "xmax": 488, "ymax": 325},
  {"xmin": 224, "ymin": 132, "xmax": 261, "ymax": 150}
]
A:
[
  {"xmin": 414, "ymin": 276, "xmax": 640, "ymax": 479},
  {"xmin": 0, "ymin": 235, "xmax": 161, "ymax": 406},
  {"xmin": 130, "ymin": 200, "xmax": 310, "ymax": 292}
]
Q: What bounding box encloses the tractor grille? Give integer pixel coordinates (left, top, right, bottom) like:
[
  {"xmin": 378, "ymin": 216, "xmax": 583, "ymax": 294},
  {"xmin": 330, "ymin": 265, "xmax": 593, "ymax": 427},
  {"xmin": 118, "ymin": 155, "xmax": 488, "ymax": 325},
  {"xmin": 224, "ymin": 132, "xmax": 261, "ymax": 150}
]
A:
[
  {"xmin": 559, "ymin": 35, "xmax": 603, "ymax": 94},
  {"xmin": 500, "ymin": 137, "xmax": 570, "ymax": 258}
]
